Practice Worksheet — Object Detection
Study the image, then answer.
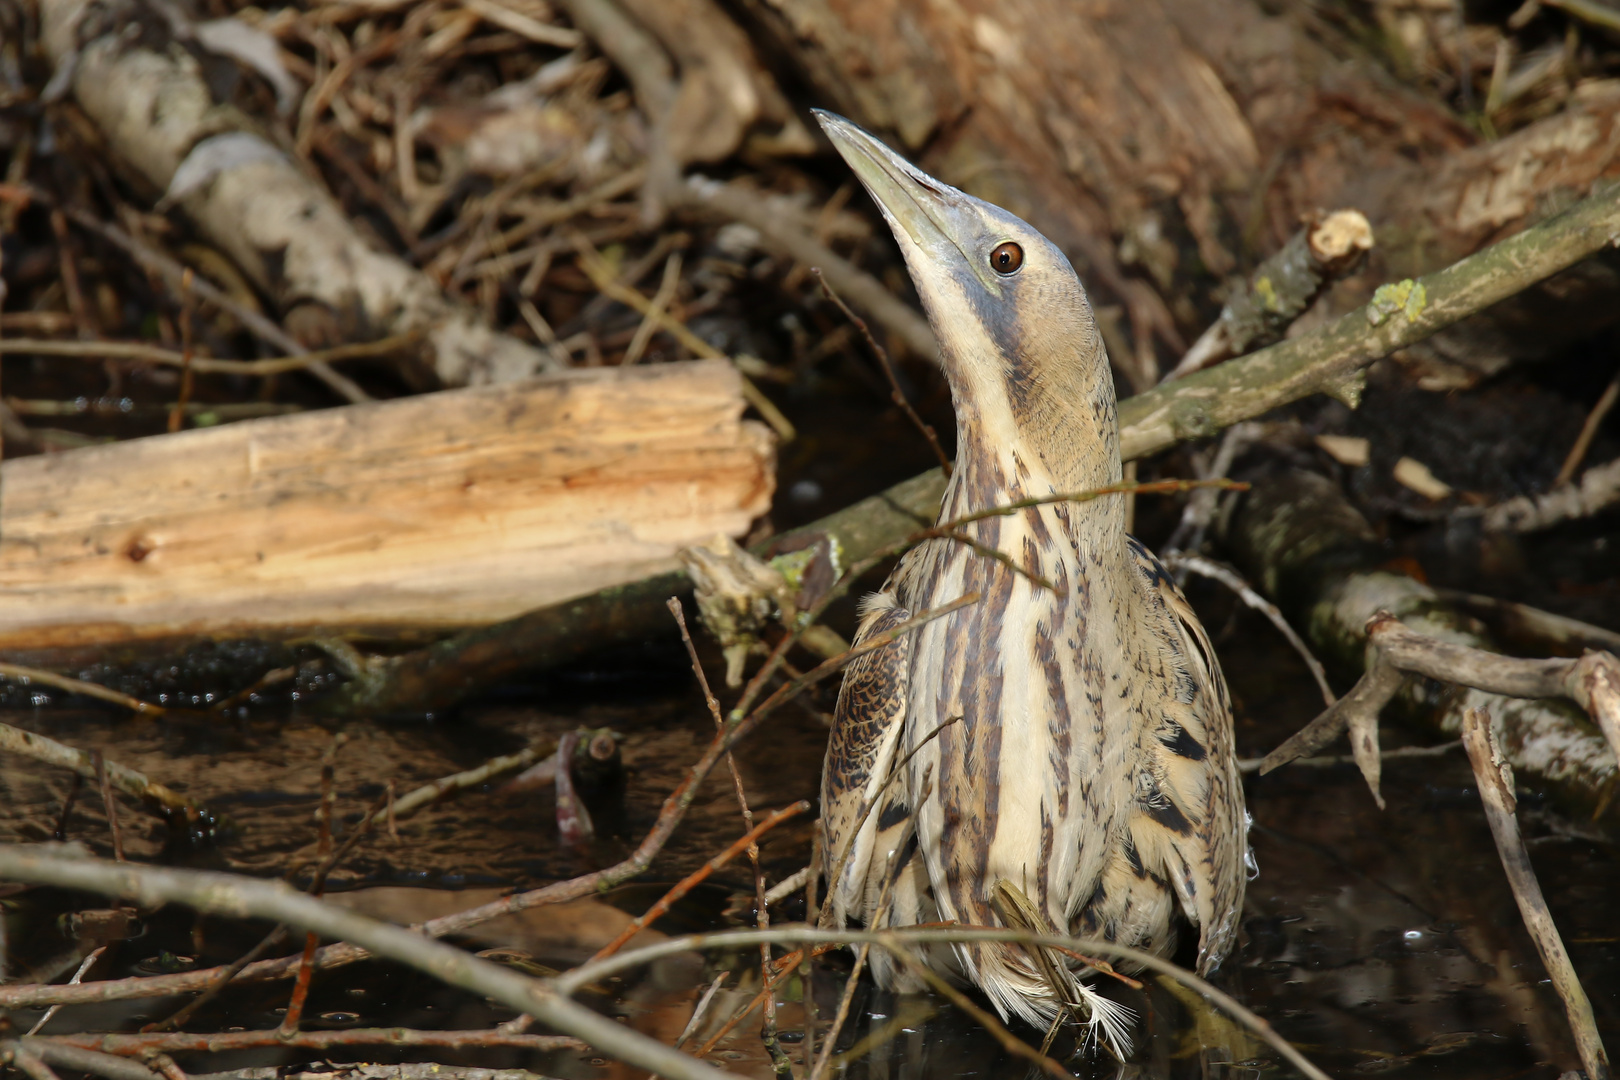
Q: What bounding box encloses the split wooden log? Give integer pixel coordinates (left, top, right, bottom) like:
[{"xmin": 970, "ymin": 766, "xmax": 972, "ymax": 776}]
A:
[
  {"xmin": 0, "ymin": 360, "xmax": 774, "ymax": 651},
  {"xmin": 38, "ymin": 0, "xmax": 552, "ymax": 387}
]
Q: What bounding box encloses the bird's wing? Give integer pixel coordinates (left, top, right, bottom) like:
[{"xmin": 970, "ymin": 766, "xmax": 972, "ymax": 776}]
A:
[
  {"xmin": 821, "ymin": 591, "xmax": 914, "ymax": 928},
  {"xmin": 1123, "ymin": 537, "xmax": 1248, "ymax": 974}
]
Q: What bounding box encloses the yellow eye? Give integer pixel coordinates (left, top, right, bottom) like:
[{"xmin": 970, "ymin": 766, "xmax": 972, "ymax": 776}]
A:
[{"xmin": 990, "ymin": 242, "xmax": 1024, "ymax": 275}]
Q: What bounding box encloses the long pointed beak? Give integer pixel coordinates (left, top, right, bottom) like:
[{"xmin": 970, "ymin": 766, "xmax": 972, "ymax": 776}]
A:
[{"xmin": 813, "ymin": 110, "xmax": 973, "ymax": 277}]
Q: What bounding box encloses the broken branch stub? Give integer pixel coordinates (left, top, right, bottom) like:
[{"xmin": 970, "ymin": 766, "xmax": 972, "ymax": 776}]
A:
[
  {"xmin": 1167, "ymin": 209, "xmax": 1374, "ymax": 382},
  {"xmin": 1261, "ymin": 609, "xmax": 1620, "ymax": 809}
]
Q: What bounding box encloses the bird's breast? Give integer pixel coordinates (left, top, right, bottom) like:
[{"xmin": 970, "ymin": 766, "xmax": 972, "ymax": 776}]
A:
[{"xmin": 893, "ymin": 495, "xmax": 1136, "ymax": 930}]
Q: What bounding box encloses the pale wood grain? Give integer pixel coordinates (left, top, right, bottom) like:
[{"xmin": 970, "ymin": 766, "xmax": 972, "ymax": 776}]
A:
[{"xmin": 0, "ymin": 360, "xmax": 774, "ymax": 647}]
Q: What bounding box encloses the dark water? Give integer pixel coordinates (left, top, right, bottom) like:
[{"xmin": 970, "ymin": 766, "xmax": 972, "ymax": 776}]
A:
[{"xmin": 3, "ymin": 586, "xmax": 1617, "ymax": 1080}]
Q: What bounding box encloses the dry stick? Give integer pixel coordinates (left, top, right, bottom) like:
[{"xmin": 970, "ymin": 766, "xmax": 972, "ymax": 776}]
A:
[
  {"xmin": 34, "ymin": 1030, "xmax": 583, "ymax": 1055},
  {"xmin": 1261, "ymin": 612, "xmax": 1620, "ymax": 808},
  {"xmin": 25, "ymin": 946, "xmax": 106, "ymax": 1036},
  {"xmin": 622, "ymin": 252, "xmax": 682, "ymax": 365},
  {"xmin": 9, "ymin": 1044, "xmax": 64, "ymax": 1080},
  {"xmin": 53, "ymin": 774, "xmax": 84, "ymax": 842},
  {"xmin": 0, "ymin": 849, "xmax": 725, "ymax": 1080},
  {"xmin": 1555, "ymin": 363, "xmax": 1620, "ymax": 487},
  {"xmin": 1461, "ymin": 707, "xmax": 1611, "ymax": 1080},
  {"xmin": 588, "ymin": 803, "xmax": 810, "ymax": 963},
  {"xmin": 572, "ymin": 235, "xmax": 796, "ymax": 442},
  {"xmin": 32, "ymin": 197, "xmax": 370, "ymax": 404},
  {"xmin": 166, "ymin": 269, "xmax": 195, "ymax": 434},
  {"xmin": 91, "ymin": 752, "xmax": 125, "ymax": 863},
  {"xmin": 813, "ymin": 267, "xmax": 951, "ymax": 477},
  {"xmin": 1238, "ymin": 740, "xmax": 1463, "ymax": 774},
  {"xmin": 673, "ymin": 971, "xmax": 731, "ymax": 1050},
  {"xmin": 360, "ymin": 738, "xmax": 569, "ymax": 830},
  {"xmin": 0, "ymin": 724, "xmax": 200, "ymax": 818},
  {"xmin": 0, "ymin": 665, "xmax": 163, "ymax": 717},
  {"xmin": 1164, "ymin": 209, "xmax": 1373, "ymax": 383},
  {"xmin": 3, "ymin": 1039, "xmax": 161, "ymax": 1080},
  {"xmin": 143, "ymin": 926, "xmax": 291, "ymax": 1033},
  {"xmin": 1481, "ymin": 453, "xmax": 1620, "ymax": 533},
  {"xmin": 282, "ymin": 734, "xmax": 347, "ymax": 1035},
  {"xmin": 1164, "ymin": 552, "xmax": 1335, "ymax": 708},
  {"xmin": 664, "ymin": 599, "xmax": 789, "ymax": 1071},
  {"xmin": 0, "ymin": 332, "xmax": 423, "ymax": 377}
]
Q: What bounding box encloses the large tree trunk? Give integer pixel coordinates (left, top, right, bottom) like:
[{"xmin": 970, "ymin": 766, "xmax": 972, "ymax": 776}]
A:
[{"xmin": 724, "ymin": 0, "xmax": 1620, "ymax": 380}]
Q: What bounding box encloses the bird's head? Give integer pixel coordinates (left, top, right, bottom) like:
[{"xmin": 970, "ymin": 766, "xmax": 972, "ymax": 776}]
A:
[{"xmin": 815, "ymin": 110, "xmax": 1118, "ymax": 491}]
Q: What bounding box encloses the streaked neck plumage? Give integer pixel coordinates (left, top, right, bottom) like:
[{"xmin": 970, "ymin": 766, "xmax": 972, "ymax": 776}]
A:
[{"xmin": 932, "ymin": 308, "xmax": 1125, "ymax": 550}]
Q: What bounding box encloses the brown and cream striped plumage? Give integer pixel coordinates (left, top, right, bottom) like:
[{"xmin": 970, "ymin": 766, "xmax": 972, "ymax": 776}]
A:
[{"xmin": 815, "ymin": 112, "xmax": 1249, "ymax": 1050}]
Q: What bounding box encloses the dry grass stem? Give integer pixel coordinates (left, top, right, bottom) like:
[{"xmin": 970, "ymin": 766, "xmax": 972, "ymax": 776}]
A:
[{"xmin": 813, "ymin": 267, "xmax": 951, "ymax": 477}]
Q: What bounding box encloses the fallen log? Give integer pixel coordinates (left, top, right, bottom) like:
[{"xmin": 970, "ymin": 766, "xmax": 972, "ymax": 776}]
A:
[
  {"xmin": 324, "ymin": 178, "xmax": 1620, "ymax": 716},
  {"xmin": 0, "ymin": 360, "xmax": 773, "ymax": 651},
  {"xmin": 1224, "ymin": 469, "xmax": 1618, "ymax": 825}
]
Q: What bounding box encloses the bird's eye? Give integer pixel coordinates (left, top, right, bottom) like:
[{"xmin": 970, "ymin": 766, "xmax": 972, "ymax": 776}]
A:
[{"xmin": 989, "ymin": 242, "xmax": 1024, "ymax": 275}]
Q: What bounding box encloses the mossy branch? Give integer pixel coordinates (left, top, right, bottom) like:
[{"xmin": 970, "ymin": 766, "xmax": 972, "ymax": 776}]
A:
[{"xmin": 325, "ymin": 180, "xmax": 1620, "ymax": 717}]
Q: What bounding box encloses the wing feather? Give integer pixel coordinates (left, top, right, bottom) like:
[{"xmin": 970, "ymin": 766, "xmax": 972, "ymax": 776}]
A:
[
  {"xmin": 1124, "ymin": 539, "xmax": 1248, "ymax": 974},
  {"xmin": 821, "ymin": 591, "xmax": 914, "ymax": 928}
]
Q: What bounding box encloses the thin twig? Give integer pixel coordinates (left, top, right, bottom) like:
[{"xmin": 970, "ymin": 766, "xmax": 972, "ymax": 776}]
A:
[
  {"xmin": 25, "ymin": 947, "xmax": 105, "ymax": 1036},
  {"xmin": 587, "ymin": 802, "xmax": 809, "ymax": 963},
  {"xmin": 0, "ymin": 332, "xmax": 423, "ymax": 378},
  {"xmin": 1555, "ymin": 363, "xmax": 1620, "ymax": 487},
  {"xmin": 282, "ymin": 733, "xmax": 346, "ymax": 1035},
  {"xmin": 91, "ymin": 753, "xmax": 124, "ymax": 863},
  {"xmin": 31, "ymin": 196, "xmax": 371, "ymax": 404},
  {"xmin": 31, "ymin": 1030, "xmax": 583, "ymax": 1055},
  {"xmin": 1239, "ymin": 740, "xmax": 1462, "ymax": 773},
  {"xmin": 623, "ymin": 252, "xmax": 681, "ymax": 365},
  {"xmin": 1165, "ymin": 553, "xmax": 1335, "ymax": 708},
  {"xmin": 0, "ymin": 724, "xmax": 202, "ymax": 818},
  {"xmin": 1460, "ymin": 707, "xmax": 1610, "ymax": 1080},
  {"xmin": 0, "ymin": 665, "xmax": 163, "ymax": 717},
  {"xmin": 673, "ymin": 971, "xmax": 730, "ymax": 1049},
  {"xmin": 166, "ymin": 269, "xmax": 195, "ymax": 434},
  {"xmin": 572, "ymin": 233, "xmax": 796, "ymax": 442},
  {"xmin": 813, "ymin": 267, "xmax": 951, "ymax": 477}
]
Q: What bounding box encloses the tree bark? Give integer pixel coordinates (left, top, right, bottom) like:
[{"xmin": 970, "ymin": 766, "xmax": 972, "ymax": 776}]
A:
[{"xmin": 727, "ymin": 0, "xmax": 1620, "ymax": 375}]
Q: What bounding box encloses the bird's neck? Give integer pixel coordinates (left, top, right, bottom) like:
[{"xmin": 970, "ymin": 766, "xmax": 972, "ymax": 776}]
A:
[{"xmin": 942, "ymin": 358, "xmax": 1123, "ymax": 540}]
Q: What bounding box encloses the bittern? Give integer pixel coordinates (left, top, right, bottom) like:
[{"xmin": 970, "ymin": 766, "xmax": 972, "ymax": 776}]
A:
[{"xmin": 815, "ymin": 111, "xmax": 1249, "ymax": 1054}]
